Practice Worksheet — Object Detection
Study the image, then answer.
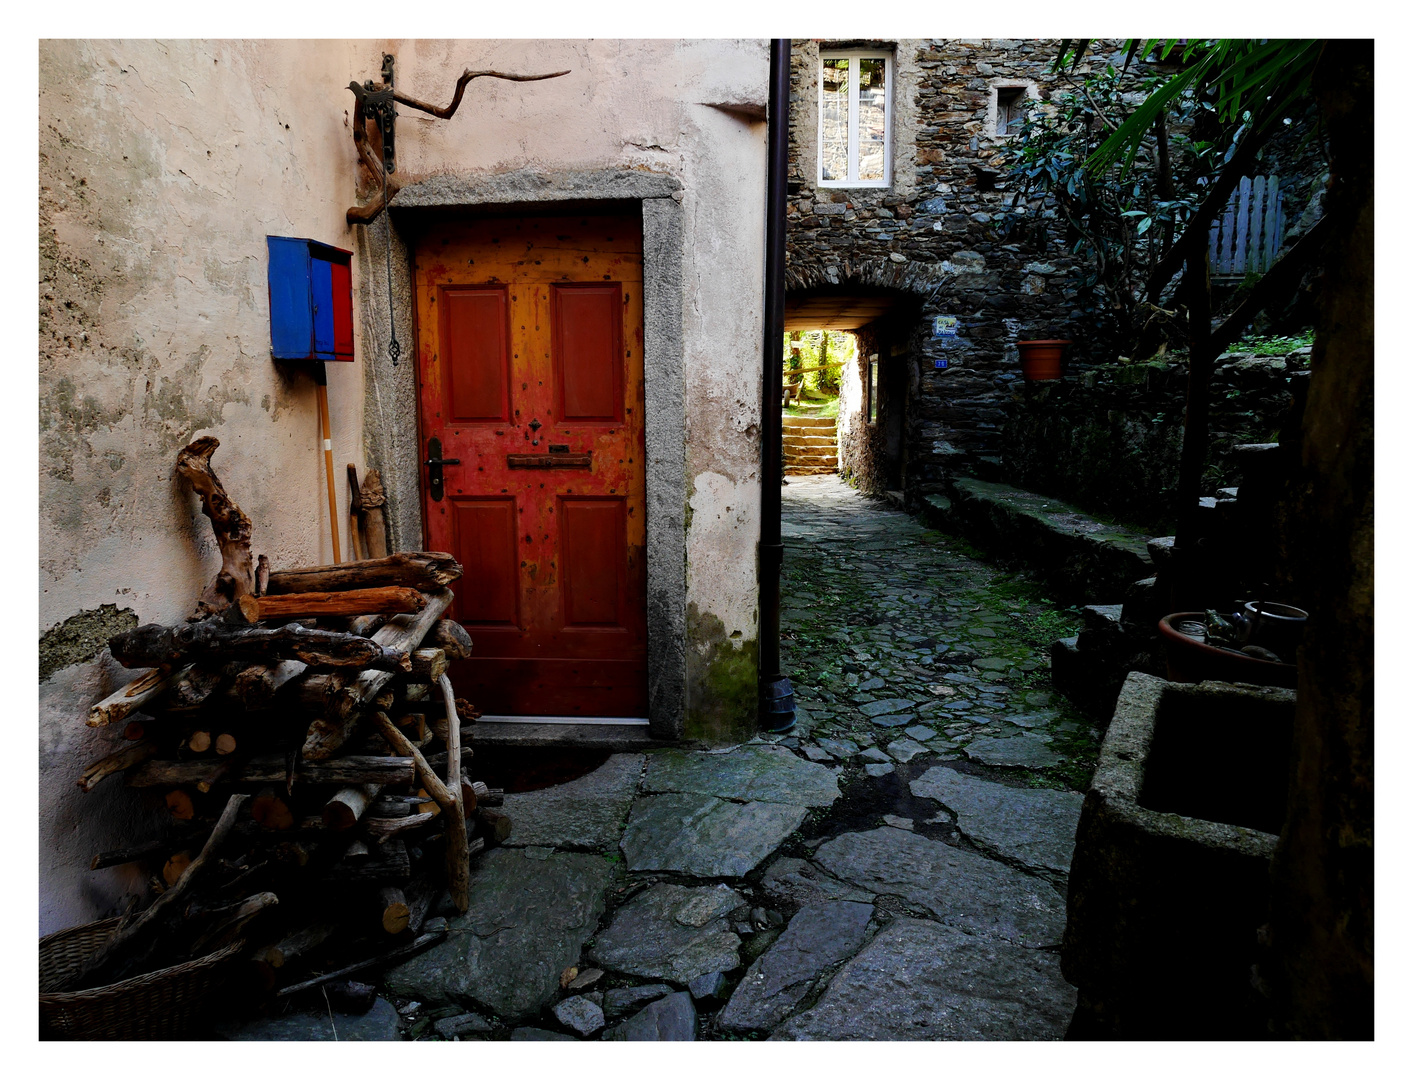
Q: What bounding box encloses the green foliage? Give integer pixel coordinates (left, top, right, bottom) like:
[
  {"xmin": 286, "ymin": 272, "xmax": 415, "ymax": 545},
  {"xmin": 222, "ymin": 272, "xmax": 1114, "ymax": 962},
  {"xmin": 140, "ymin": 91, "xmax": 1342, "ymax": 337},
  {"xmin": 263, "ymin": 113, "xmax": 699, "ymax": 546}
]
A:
[
  {"xmin": 1231, "ymin": 331, "xmax": 1314, "ymax": 356},
  {"xmin": 784, "ymin": 330, "xmax": 853, "ymax": 397},
  {"xmin": 999, "ymin": 66, "xmax": 1223, "ymax": 355},
  {"xmin": 1065, "ymin": 40, "xmax": 1323, "ymax": 176}
]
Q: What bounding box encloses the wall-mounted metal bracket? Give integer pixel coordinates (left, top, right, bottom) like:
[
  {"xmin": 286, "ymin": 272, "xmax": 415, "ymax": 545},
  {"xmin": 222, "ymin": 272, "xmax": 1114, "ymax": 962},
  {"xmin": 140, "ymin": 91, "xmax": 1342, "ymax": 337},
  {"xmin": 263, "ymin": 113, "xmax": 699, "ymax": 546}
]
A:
[{"xmin": 350, "ymin": 53, "xmax": 397, "ymax": 174}]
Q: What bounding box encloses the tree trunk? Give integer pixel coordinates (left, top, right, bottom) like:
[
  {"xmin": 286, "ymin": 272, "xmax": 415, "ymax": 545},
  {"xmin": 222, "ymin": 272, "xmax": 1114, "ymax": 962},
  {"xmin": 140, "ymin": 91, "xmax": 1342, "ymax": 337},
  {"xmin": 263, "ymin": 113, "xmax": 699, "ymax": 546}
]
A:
[
  {"xmin": 429, "ymin": 618, "xmax": 474, "ymax": 660},
  {"xmin": 110, "ymin": 618, "xmax": 412, "ymax": 672},
  {"xmin": 254, "ymin": 586, "xmax": 429, "ymax": 621},
  {"xmin": 176, "ymin": 437, "xmax": 255, "ymax": 618},
  {"xmin": 323, "ymin": 783, "xmax": 383, "ymax": 831},
  {"xmin": 87, "ymin": 665, "xmax": 194, "ymax": 728},
  {"xmin": 1265, "ymin": 38, "xmax": 1374, "ymax": 1040},
  {"xmin": 129, "ymin": 754, "xmax": 423, "ymax": 788},
  {"xmin": 77, "ymin": 740, "xmax": 159, "ymax": 792},
  {"xmin": 359, "ymin": 470, "xmax": 390, "ymax": 559},
  {"xmin": 265, "ymin": 552, "xmax": 460, "ymax": 595}
]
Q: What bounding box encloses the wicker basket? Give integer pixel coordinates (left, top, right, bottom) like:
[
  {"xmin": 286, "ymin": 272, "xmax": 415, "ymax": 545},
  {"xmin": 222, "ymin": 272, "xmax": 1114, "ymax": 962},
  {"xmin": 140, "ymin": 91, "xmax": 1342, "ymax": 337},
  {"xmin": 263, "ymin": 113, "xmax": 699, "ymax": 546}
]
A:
[{"xmin": 39, "ymin": 917, "xmax": 244, "ymax": 1040}]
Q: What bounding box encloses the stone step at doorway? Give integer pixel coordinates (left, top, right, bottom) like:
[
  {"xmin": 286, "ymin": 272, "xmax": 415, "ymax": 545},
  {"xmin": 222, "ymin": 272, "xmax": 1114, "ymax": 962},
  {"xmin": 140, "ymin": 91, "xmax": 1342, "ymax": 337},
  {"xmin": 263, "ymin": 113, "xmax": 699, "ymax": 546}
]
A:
[{"xmin": 783, "ymin": 412, "xmax": 838, "ymax": 475}]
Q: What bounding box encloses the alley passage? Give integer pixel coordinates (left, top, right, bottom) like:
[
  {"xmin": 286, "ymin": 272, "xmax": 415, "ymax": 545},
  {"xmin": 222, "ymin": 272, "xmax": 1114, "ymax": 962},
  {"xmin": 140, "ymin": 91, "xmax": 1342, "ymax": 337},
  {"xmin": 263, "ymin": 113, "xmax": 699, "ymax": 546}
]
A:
[
  {"xmin": 226, "ymin": 477, "xmax": 1098, "ymax": 1042},
  {"xmin": 780, "ymin": 474, "xmax": 1098, "ymax": 781}
]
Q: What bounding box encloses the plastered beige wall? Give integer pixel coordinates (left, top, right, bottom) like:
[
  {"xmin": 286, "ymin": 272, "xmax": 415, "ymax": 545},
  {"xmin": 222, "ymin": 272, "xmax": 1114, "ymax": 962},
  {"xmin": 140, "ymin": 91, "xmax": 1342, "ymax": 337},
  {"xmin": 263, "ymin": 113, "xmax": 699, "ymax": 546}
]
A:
[{"xmin": 38, "ymin": 39, "xmax": 767, "ymax": 932}]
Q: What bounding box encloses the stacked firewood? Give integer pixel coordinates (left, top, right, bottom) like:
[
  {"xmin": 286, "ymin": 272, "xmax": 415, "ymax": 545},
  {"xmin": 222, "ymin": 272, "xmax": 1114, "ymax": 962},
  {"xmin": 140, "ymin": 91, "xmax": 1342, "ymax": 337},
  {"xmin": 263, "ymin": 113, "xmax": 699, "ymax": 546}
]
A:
[{"xmin": 58, "ymin": 437, "xmax": 510, "ymax": 999}]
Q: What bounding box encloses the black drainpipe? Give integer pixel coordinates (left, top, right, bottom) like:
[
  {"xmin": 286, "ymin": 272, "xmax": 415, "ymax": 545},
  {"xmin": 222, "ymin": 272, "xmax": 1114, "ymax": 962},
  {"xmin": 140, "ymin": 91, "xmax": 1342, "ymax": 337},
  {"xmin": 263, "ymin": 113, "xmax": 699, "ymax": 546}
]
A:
[{"xmin": 758, "ymin": 38, "xmax": 794, "ymax": 734}]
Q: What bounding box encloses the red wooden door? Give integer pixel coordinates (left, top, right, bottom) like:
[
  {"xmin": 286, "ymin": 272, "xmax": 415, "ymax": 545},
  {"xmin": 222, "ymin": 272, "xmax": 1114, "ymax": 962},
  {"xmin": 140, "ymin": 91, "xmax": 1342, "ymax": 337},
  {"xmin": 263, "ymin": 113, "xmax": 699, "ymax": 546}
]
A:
[{"xmin": 415, "ymin": 216, "xmax": 648, "ymax": 718}]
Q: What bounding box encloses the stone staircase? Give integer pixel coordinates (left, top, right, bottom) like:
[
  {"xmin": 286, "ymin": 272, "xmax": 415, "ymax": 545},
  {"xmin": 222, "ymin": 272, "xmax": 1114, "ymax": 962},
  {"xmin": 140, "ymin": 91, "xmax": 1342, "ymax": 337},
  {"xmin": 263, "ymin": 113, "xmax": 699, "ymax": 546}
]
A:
[{"xmin": 783, "ymin": 413, "xmax": 838, "ymax": 475}]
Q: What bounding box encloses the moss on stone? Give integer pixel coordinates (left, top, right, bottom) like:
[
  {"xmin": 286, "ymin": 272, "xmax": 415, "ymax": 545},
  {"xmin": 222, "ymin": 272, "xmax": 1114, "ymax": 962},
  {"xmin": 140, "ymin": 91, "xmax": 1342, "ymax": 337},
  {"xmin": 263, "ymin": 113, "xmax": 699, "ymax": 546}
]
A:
[
  {"xmin": 684, "ymin": 604, "xmax": 759, "ymax": 745},
  {"xmin": 39, "ymin": 604, "xmax": 137, "ymax": 682}
]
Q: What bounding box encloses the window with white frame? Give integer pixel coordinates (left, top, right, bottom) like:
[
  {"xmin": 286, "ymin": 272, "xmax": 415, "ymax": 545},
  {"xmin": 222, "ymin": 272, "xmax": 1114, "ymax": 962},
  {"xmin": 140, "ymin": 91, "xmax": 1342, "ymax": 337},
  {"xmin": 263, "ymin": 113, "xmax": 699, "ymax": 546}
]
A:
[{"xmin": 819, "ymin": 51, "xmax": 893, "ymax": 187}]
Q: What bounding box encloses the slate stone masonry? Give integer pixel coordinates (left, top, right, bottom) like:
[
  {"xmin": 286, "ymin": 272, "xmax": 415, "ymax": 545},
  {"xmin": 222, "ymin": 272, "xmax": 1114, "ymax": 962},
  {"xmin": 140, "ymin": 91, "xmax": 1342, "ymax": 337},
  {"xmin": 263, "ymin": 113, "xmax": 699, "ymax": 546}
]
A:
[{"xmin": 786, "ymin": 39, "xmax": 1108, "ymax": 497}]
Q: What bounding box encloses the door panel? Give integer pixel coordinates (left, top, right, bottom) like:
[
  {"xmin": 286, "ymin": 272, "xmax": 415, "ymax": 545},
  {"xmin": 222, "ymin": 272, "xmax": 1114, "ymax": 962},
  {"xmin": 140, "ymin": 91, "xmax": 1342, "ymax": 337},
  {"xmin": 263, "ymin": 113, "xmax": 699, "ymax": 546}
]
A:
[
  {"xmin": 449, "ymin": 497, "xmax": 520, "ymax": 627},
  {"xmin": 554, "ymin": 284, "xmax": 623, "ymax": 421},
  {"xmin": 560, "ymin": 497, "xmax": 627, "ymax": 627},
  {"xmin": 442, "ymin": 287, "xmax": 511, "ymax": 422},
  {"xmin": 416, "ymin": 215, "xmax": 647, "ymax": 718}
]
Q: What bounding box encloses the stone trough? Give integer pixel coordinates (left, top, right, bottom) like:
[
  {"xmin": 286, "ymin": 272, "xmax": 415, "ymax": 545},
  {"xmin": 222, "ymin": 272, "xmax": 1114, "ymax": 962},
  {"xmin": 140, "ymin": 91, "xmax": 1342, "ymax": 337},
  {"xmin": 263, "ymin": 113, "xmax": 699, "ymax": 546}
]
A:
[{"xmin": 1062, "ymin": 672, "xmax": 1296, "ymax": 1039}]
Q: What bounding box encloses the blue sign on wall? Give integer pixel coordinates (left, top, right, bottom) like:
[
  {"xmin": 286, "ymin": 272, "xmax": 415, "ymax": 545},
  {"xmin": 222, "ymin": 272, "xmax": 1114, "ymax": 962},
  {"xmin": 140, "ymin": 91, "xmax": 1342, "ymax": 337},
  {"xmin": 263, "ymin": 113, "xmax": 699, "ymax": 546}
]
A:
[{"xmin": 267, "ymin": 236, "xmax": 355, "ymax": 363}]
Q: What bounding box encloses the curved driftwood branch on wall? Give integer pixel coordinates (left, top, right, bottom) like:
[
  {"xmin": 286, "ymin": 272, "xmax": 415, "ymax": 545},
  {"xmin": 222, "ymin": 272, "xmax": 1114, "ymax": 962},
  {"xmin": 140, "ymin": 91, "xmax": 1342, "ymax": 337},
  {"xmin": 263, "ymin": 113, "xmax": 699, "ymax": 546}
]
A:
[{"xmin": 344, "ymin": 66, "xmax": 569, "ymax": 225}]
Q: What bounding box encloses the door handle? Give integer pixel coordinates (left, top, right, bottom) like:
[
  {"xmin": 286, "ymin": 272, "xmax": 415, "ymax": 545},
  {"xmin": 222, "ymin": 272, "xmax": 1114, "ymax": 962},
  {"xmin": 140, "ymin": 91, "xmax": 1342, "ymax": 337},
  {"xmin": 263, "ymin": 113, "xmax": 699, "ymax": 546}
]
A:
[{"xmin": 425, "ymin": 437, "xmax": 460, "ymax": 502}]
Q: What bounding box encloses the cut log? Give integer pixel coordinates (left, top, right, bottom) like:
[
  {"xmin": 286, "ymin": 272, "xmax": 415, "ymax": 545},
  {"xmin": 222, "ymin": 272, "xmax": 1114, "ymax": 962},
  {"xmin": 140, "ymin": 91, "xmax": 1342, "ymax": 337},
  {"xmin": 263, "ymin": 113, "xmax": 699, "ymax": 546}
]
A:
[
  {"xmin": 460, "ymin": 772, "xmax": 478, "ymax": 813},
  {"xmin": 185, "ymin": 890, "xmax": 279, "ymax": 959},
  {"xmin": 87, "ymin": 664, "xmax": 194, "ymax": 728},
  {"xmin": 110, "ymin": 619, "xmax": 411, "ymax": 673},
  {"xmin": 323, "ymin": 783, "xmax": 383, "ymax": 831},
  {"xmin": 347, "ymin": 464, "xmax": 366, "ymax": 563},
  {"xmin": 401, "ymin": 682, "xmax": 431, "ymax": 703},
  {"xmin": 188, "ymin": 730, "xmax": 212, "ymax": 754},
  {"xmin": 122, "ymin": 721, "xmax": 147, "ymax": 741},
  {"xmin": 255, "ymin": 586, "xmax": 429, "ymax": 621},
  {"xmin": 215, "ymin": 733, "xmax": 237, "ymax": 756},
  {"xmin": 359, "ymin": 470, "xmax": 390, "ymax": 559},
  {"xmin": 348, "ymin": 614, "xmax": 388, "ymax": 638},
  {"xmin": 77, "ymin": 740, "xmax": 159, "ymax": 793},
  {"xmin": 194, "ymin": 760, "xmax": 232, "ymax": 794},
  {"xmin": 372, "ymin": 710, "xmax": 470, "ymax": 912},
  {"xmin": 379, "ymin": 887, "xmax": 410, "ymax": 934},
  {"xmin": 230, "ymin": 659, "xmax": 306, "ymax": 710},
  {"xmin": 250, "ymin": 787, "xmax": 296, "ymax": 831},
  {"xmin": 160, "ymin": 662, "xmax": 232, "ymax": 713},
  {"xmin": 266, "ymin": 552, "xmax": 461, "ymax": 595},
  {"xmin": 475, "ymin": 807, "xmax": 513, "ymax": 846},
  {"xmin": 129, "ymin": 754, "xmax": 425, "ymax": 788},
  {"xmin": 429, "ymin": 619, "xmax": 474, "ymax": 660},
  {"xmin": 91, "ymin": 838, "xmax": 186, "ymax": 871},
  {"xmin": 298, "ymin": 590, "xmax": 454, "ymax": 759},
  {"xmin": 255, "ymin": 553, "xmax": 271, "ymax": 598},
  {"xmin": 323, "ymin": 838, "xmax": 410, "ymax": 883},
  {"xmin": 257, "ymin": 921, "xmax": 336, "ymax": 969},
  {"xmin": 166, "ymin": 790, "xmax": 196, "ymax": 821},
  {"xmin": 364, "ymin": 811, "xmax": 438, "ymax": 841},
  {"xmin": 411, "ymin": 648, "xmax": 448, "ymax": 682},
  {"xmin": 62, "ymin": 793, "xmax": 250, "ymax": 991},
  {"xmin": 177, "ymin": 437, "xmax": 255, "ymax": 617},
  {"xmin": 275, "ymin": 929, "xmax": 446, "ymax": 998}
]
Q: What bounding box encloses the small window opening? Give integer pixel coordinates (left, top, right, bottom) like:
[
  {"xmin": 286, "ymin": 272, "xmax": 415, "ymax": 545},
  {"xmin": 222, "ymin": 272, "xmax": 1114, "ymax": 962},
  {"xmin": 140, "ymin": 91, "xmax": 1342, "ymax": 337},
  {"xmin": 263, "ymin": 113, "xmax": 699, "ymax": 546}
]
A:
[
  {"xmin": 867, "ymin": 355, "xmax": 880, "ymax": 424},
  {"xmin": 995, "ymin": 87, "xmax": 1027, "ymax": 138}
]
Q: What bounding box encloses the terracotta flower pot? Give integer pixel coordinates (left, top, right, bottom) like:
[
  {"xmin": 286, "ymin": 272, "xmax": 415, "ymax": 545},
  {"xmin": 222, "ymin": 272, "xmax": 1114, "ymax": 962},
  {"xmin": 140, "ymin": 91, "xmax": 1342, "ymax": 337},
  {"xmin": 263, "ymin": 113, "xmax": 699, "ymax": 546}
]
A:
[
  {"xmin": 1018, "ymin": 339, "xmax": 1072, "ymax": 381},
  {"xmin": 1157, "ymin": 612, "xmax": 1298, "ymax": 688}
]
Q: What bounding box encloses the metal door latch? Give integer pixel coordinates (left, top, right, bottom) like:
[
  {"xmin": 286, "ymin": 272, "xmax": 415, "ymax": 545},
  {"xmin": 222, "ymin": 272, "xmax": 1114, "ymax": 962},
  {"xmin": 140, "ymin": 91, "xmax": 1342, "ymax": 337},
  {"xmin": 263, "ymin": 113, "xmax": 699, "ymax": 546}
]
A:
[{"xmin": 425, "ymin": 437, "xmax": 460, "ymax": 502}]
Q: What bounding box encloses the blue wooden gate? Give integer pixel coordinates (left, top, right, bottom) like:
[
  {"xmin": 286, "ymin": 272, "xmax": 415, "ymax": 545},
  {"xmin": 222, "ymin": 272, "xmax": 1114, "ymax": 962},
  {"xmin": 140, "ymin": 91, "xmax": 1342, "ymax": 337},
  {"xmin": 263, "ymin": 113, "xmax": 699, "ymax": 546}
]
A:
[{"xmin": 1208, "ymin": 175, "xmax": 1284, "ymax": 276}]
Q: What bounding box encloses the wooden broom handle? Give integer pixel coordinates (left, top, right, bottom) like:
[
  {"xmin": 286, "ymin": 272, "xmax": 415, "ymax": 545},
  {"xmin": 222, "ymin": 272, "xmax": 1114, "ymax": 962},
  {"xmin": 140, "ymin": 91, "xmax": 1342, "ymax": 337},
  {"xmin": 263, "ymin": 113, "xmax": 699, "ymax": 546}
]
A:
[{"xmin": 315, "ymin": 368, "xmax": 341, "ymax": 564}]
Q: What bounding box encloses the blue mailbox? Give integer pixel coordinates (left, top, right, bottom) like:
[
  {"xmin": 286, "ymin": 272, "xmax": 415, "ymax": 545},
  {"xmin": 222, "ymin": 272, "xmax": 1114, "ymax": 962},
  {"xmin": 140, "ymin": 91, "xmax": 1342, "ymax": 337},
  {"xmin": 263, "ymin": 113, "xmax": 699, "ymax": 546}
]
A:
[{"xmin": 266, "ymin": 236, "xmax": 355, "ymax": 362}]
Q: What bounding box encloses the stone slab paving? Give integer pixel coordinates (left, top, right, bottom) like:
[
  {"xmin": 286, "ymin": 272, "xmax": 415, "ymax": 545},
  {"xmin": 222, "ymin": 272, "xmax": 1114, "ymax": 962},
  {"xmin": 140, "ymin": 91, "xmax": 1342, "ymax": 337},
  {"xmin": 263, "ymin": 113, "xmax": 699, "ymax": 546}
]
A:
[
  {"xmin": 587, "ymin": 883, "xmax": 744, "ymax": 984},
  {"xmin": 220, "ymin": 997, "xmax": 402, "ymax": 1041},
  {"xmin": 771, "ymin": 919, "xmax": 1076, "ymax": 1041},
  {"xmin": 965, "ymin": 733, "xmax": 1067, "ymax": 769},
  {"xmin": 501, "ymin": 753, "xmax": 644, "ymax": 849},
  {"xmin": 383, "ymin": 847, "xmax": 611, "ymax": 1022},
  {"xmin": 813, "ymin": 827, "xmax": 1067, "ymax": 948},
  {"xmin": 643, "ymin": 745, "xmax": 840, "ymax": 806},
  {"xmin": 910, "ymin": 765, "xmax": 1085, "ymax": 876},
  {"xmin": 620, "ymin": 792, "xmax": 808, "ymax": 877},
  {"xmin": 717, "ymin": 901, "xmax": 874, "ymax": 1033},
  {"xmin": 363, "ymin": 474, "xmax": 1096, "ymax": 1041}
]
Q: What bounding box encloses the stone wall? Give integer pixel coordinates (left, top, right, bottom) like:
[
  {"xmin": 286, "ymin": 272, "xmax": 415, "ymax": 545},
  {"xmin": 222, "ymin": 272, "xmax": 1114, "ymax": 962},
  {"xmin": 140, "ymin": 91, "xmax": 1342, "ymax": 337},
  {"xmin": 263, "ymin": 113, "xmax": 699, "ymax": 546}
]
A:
[
  {"xmin": 1001, "ymin": 349, "xmax": 1310, "ymax": 532},
  {"xmin": 784, "ymin": 39, "xmax": 1324, "ymax": 507},
  {"xmin": 785, "ymin": 38, "xmax": 1115, "ymax": 500}
]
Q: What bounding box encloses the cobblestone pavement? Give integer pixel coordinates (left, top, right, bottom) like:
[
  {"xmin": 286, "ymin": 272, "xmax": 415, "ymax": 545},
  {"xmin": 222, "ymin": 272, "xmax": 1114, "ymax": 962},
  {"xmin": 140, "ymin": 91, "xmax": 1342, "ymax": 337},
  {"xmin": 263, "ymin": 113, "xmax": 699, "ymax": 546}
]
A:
[{"xmin": 234, "ymin": 475, "xmax": 1100, "ymax": 1042}]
